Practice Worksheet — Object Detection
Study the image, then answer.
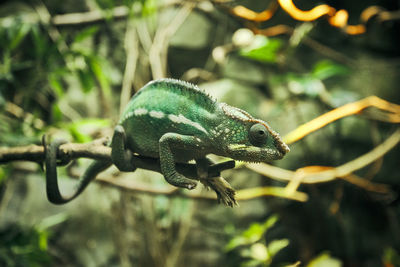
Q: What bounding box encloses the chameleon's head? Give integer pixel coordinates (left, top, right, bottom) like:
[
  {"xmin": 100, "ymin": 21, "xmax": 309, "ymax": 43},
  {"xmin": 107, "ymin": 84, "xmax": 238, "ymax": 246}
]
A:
[{"xmin": 215, "ymin": 103, "xmax": 290, "ymax": 162}]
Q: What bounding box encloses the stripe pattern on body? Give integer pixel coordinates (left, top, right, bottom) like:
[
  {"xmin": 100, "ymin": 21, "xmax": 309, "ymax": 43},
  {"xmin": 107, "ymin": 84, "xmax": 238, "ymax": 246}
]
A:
[{"xmin": 121, "ymin": 108, "xmax": 208, "ymax": 134}]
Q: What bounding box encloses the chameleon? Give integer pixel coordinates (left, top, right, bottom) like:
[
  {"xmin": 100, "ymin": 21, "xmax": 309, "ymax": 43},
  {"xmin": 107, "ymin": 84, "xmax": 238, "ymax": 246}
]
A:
[{"xmin": 44, "ymin": 78, "xmax": 290, "ymax": 205}]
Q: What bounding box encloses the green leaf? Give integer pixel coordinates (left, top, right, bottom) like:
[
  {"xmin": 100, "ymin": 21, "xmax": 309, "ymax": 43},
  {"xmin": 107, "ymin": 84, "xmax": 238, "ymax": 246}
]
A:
[
  {"xmin": 312, "ymin": 60, "xmax": 349, "ymax": 80},
  {"xmin": 73, "ymin": 26, "xmax": 99, "ymax": 44},
  {"xmin": 240, "ymin": 259, "xmax": 263, "ymax": 267},
  {"xmin": 31, "ymin": 25, "xmax": 47, "ymax": 59},
  {"xmin": 9, "ymin": 23, "xmax": 31, "ymax": 51},
  {"xmin": 262, "ymin": 215, "xmax": 278, "ymax": 231},
  {"xmin": 242, "ymin": 215, "xmax": 278, "ymax": 242},
  {"xmin": 267, "ymin": 239, "xmax": 289, "ymax": 258},
  {"xmin": 66, "ymin": 118, "xmax": 110, "ymax": 143},
  {"xmin": 87, "ymin": 55, "xmax": 112, "ymax": 99},
  {"xmin": 286, "ymin": 74, "xmax": 325, "ymax": 97},
  {"xmin": 307, "ymin": 252, "xmax": 342, "ymax": 267},
  {"xmin": 250, "ymin": 243, "xmax": 268, "ymax": 261},
  {"xmin": 51, "ymin": 103, "xmax": 63, "ymax": 123},
  {"xmin": 77, "ymin": 69, "xmax": 95, "ymax": 93},
  {"xmin": 49, "ymin": 73, "xmax": 64, "ymax": 98},
  {"xmin": 242, "ymin": 223, "xmax": 266, "ymax": 242},
  {"xmin": 142, "ymin": 0, "xmax": 157, "ymax": 16},
  {"xmin": 0, "ymin": 167, "xmax": 6, "ymax": 184},
  {"xmin": 240, "ymin": 36, "xmax": 282, "ymax": 63},
  {"xmin": 225, "ymin": 215, "xmax": 279, "ymax": 251},
  {"xmin": 225, "ymin": 236, "xmax": 248, "ymax": 251}
]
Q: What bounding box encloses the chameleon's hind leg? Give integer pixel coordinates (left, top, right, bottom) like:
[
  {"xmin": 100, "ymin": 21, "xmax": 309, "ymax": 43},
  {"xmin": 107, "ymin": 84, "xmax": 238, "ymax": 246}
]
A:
[
  {"xmin": 196, "ymin": 157, "xmax": 238, "ymax": 207},
  {"xmin": 159, "ymin": 133, "xmax": 198, "ymax": 190},
  {"xmin": 111, "ymin": 125, "xmax": 136, "ymax": 172}
]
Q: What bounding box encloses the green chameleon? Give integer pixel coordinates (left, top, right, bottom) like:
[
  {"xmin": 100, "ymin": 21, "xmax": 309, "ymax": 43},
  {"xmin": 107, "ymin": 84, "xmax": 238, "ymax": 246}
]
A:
[{"xmin": 45, "ymin": 78, "xmax": 289, "ymax": 205}]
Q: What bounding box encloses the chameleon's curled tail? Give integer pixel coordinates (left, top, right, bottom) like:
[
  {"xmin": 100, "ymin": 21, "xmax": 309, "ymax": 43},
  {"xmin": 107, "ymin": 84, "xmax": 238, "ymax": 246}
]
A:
[{"xmin": 45, "ymin": 139, "xmax": 112, "ymax": 205}]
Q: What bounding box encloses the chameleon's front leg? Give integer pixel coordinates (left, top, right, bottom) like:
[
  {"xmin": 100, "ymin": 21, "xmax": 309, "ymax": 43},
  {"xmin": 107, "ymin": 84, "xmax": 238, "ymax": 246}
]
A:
[
  {"xmin": 159, "ymin": 133, "xmax": 198, "ymax": 189},
  {"xmin": 111, "ymin": 125, "xmax": 136, "ymax": 172}
]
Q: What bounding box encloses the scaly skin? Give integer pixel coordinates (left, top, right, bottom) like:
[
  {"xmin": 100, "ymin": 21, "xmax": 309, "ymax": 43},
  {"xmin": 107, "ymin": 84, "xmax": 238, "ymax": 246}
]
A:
[{"xmin": 45, "ymin": 78, "xmax": 289, "ymax": 205}]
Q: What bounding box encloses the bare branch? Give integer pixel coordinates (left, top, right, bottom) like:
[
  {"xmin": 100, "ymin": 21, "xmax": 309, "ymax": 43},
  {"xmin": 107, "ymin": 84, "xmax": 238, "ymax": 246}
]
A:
[
  {"xmin": 0, "ymin": 139, "xmax": 240, "ymax": 205},
  {"xmin": 246, "ymin": 128, "xmax": 400, "ymax": 197},
  {"xmin": 0, "ymin": 138, "xmax": 235, "ymax": 179},
  {"xmin": 0, "ymin": 138, "xmax": 110, "ymax": 164},
  {"xmin": 51, "ymin": 1, "xmax": 186, "ymax": 26},
  {"xmin": 52, "ymin": 6, "xmax": 130, "ymax": 26}
]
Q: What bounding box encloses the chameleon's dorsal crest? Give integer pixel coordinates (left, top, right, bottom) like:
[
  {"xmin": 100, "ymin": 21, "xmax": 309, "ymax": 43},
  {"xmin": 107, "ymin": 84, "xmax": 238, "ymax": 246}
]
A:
[
  {"xmin": 145, "ymin": 78, "xmax": 217, "ymax": 112},
  {"xmin": 221, "ymin": 103, "xmax": 253, "ymax": 121}
]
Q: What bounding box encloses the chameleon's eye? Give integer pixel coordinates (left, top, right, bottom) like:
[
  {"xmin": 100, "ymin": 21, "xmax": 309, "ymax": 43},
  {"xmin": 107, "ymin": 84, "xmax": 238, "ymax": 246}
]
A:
[{"xmin": 249, "ymin": 123, "xmax": 268, "ymax": 147}]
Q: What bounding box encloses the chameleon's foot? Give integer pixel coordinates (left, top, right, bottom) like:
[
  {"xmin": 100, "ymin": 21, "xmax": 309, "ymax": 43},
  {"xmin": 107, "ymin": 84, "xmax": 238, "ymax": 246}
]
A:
[
  {"xmin": 196, "ymin": 158, "xmax": 237, "ymax": 206},
  {"xmin": 165, "ymin": 172, "xmax": 197, "ymax": 190},
  {"xmin": 201, "ymin": 177, "xmax": 237, "ymax": 207},
  {"xmin": 112, "ymin": 125, "xmax": 136, "ymax": 172}
]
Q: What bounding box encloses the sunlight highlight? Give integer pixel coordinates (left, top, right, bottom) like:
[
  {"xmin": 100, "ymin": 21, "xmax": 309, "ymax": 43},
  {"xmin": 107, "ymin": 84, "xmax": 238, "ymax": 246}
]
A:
[
  {"xmin": 278, "ymin": 0, "xmax": 334, "ymax": 21},
  {"xmin": 230, "ymin": 0, "xmax": 380, "ymax": 35}
]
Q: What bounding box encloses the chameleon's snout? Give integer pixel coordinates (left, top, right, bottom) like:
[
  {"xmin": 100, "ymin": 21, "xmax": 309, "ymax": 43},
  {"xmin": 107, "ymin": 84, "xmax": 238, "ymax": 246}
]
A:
[
  {"xmin": 272, "ymin": 141, "xmax": 290, "ymax": 160},
  {"xmin": 273, "ymin": 134, "xmax": 290, "ymax": 158},
  {"xmin": 279, "ymin": 142, "xmax": 290, "ymax": 155}
]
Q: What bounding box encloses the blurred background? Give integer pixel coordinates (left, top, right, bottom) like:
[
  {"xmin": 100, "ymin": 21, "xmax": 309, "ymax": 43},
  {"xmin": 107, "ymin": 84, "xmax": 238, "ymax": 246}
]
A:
[{"xmin": 0, "ymin": 0, "xmax": 400, "ymax": 266}]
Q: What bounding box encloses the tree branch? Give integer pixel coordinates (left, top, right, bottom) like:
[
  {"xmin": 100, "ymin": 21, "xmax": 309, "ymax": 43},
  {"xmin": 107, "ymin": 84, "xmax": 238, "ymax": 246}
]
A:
[
  {"xmin": 0, "ymin": 138, "xmax": 240, "ymax": 206},
  {"xmin": 0, "ymin": 138, "xmax": 235, "ymax": 179}
]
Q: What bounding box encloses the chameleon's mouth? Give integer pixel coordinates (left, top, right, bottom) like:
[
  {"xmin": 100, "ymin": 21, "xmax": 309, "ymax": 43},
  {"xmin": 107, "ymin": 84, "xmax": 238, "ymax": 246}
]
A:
[
  {"xmin": 227, "ymin": 144, "xmax": 288, "ymax": 162},
  {"xmin": 270, "ymin": 148, "xmax": 286, "ymax": 160}
]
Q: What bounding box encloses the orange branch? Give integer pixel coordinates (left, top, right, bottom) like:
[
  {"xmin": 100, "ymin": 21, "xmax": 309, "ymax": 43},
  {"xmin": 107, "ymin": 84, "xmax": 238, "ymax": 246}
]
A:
[
  {"xmin": 284, "ymin": 96, "xmax": 400, "ymax": 144},
  {"xmin": 278, "ymin": 0, "xmax": 334, "ymax": 21},
  {"xmin": 229, "ymin": 1, "xmax": 396, "ymax": 35},
  {"xmin": 253, "ymin": 24, "xmax": 293, "ymax": 36},
  {"xmin": 230, "ymin": 2, "xmax": 278, "ymax": 22}
]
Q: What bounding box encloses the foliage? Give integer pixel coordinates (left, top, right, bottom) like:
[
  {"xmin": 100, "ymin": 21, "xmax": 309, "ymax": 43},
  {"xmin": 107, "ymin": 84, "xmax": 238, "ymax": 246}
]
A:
[
  {"xmin": 240, "ymin": 36, "xmax": 283, "ymax": 63},
  {"xmin": 307, "ymin": 252, "xmax": 342, "ymax": 267},
  {"xmin": 225, "ymin": 215, "xmax": 290, "ymax": 266},
  {"xmin": 0, "ymin": 214, "xmax": 67, "ymax": 266},
  {"xmin": 383, "ymin": 247, "xmax": 400, "ymax": 267},
  {"xmin": 0, "ymin": 6, "xmax": 116, "ymax": 146}
]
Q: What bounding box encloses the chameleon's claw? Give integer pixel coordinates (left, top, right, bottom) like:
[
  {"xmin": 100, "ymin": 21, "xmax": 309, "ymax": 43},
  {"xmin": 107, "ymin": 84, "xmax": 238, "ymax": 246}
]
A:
[
  {"xmin": 200, "ymin": 177, "xmax": 237, "ymax": 207},
  {"xmin": 186, "ymin": 183, "xmax": 197, "ymax": 190},
  {"xmin": 195, "ymin": 158, "xmax": 237, "ymax": 206},
  {"xmin": 165, "ymin": 172, "xmax": 197, "ymax": 190}
]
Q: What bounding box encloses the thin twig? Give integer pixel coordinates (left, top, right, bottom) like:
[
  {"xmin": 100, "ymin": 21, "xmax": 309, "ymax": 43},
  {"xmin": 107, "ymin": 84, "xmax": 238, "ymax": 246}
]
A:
[
  {"xmin": 284, "ymin": 96, "xmax": 400, "ymax": 144},
  {"xmin": 120, "ymin": 15, "xmax": 139, "ymax": 114},
  {"xmin": 52, "ymin": 6, "xmax": 130, "ymax": 26},
  {"xmin": 246, "ymin": 128, "xmax": 400, "ymax": 193},
  {"xmin": 149, "ymin": 2, "xmax": 195, "ymax": 78}
]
